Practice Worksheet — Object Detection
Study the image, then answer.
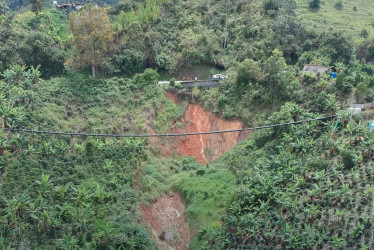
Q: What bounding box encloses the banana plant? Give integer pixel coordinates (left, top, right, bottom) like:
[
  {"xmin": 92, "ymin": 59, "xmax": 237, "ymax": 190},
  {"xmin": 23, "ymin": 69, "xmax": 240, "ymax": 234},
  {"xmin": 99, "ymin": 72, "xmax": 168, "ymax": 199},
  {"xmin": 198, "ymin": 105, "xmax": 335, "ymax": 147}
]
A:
[
  {"xmin": 36, "ymin": 173, "xmax": 52, "ymax": 197},
  {"xmin": 363, "ymin": 186, "xmax": 373, "ymax": 201},
  {"xmin": 55, "ymin": 184, "xmax": 69, "ymax": 201},
  {"xmin": 57, "ymin": 140, "xmax": 68, "ymax": 155},
  {"xmin": 72, "ymin": 186, "xmax": 90, "ymax": 206},
  {"xmin": 94, "ymin": 184, "xmax": 110, "ymax": 202},
  {"xmin": 329, "ymin": 235, "xmax": 346, "ymax": 249},
  {"xmin": 333, "ymin": 209, "xmax": 344, "ymax": 222},
  {"xmin": 102, "ymin": 159, "xmax": 114, "ymax": 173}
]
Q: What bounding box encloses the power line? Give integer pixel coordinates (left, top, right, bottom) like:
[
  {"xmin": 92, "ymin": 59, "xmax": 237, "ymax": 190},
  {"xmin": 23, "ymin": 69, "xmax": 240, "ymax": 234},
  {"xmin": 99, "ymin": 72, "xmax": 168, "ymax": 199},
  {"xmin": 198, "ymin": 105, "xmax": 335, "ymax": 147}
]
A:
[{"xmin": 1, "ymin": 115, "xmax": 336, "ymax": 138}]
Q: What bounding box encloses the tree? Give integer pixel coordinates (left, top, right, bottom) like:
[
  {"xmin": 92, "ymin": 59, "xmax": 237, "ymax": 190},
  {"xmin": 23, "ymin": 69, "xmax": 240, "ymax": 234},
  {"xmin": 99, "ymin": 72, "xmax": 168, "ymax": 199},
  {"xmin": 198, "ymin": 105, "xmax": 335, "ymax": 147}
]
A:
[
  {"xmin": 30, "ymin": 0, "xmax": 42, "ymax": 16},
  {"xmin": 20, "ymin": 31, "xmax": 66, "ymax": 77},
  {"xmin": 68, "ymin": 7, "xmax": 114, "ymax": 79},
  {"xmin": 236, "ymin": 59, "xmax": 262, "ymax": 86}
]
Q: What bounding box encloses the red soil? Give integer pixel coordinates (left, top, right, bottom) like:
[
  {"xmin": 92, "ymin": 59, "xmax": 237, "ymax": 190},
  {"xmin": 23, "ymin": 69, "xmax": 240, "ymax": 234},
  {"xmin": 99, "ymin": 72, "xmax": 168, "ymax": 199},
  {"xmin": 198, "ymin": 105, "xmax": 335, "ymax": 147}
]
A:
[
  {"xmin": 154, "ymin": 93, "xmax": 250, "ymax": 164},
  {"xmin": 175, "ymin": 104, "xmax": 249, "ymax": 164},
  {"xmin": 140, "ymin": 192, "xmax": 190, "ymax": 250},
  {"xmin": 166, "ymin": 91, "xmax": 179, "ymax": 105}
]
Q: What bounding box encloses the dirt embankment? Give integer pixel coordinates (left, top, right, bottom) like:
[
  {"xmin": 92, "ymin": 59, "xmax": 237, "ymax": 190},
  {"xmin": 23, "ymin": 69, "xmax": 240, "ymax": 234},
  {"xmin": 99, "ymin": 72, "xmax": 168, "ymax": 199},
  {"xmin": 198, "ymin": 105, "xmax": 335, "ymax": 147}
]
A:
[
  {"xmin": 141, "ymin": 92, "xmax": 248, "ymax": 249},
  {"xmin": 141, "ymin": 192, "xmax": 190, "ymax": 250},
  {"xmin": 157, "ymin": 91, "xmax": 249, "ymax": 164}
]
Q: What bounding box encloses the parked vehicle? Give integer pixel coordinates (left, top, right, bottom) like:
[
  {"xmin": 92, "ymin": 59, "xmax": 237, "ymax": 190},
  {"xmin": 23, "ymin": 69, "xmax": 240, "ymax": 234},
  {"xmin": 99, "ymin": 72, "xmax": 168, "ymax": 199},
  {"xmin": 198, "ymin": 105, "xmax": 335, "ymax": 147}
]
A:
[{"xmin": 212, "ymin": 74, "xmax": 228, "ymax": 80}]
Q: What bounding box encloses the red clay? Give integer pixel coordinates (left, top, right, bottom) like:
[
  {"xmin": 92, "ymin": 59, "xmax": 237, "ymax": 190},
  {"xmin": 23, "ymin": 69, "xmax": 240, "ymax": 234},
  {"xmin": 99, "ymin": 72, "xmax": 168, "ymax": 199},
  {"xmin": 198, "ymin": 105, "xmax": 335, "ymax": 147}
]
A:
[
  {"xmin": 140, "ymin": 192, "xmax": 190, "ymax": 250},
  {"xmin": 154, "ymin": 100, "xmax": 249, "ymax": 164},
  {"xmin": 150, "ymin": 92, "xmax": 249, "ymax": 164},
  {"xmin": 166, "ymin": 91, "xmax": 179, "ymax": 105}
]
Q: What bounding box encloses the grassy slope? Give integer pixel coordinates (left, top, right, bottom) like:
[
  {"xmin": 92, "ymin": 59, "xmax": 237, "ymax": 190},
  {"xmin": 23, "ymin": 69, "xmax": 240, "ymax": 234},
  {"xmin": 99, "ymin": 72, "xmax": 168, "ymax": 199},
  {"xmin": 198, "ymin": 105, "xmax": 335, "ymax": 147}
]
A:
[
  {"xmin": 138, "ymin": 156, "xmax": 236, "ymax": 249},
  {"xmin": 296, "ymin": 0, "xmax": 374, "ymax": 41}
]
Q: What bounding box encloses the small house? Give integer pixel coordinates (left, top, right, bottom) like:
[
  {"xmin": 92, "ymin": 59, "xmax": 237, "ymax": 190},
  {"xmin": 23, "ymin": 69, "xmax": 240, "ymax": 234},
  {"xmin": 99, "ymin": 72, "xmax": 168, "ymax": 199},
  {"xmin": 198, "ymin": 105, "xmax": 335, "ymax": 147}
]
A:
[
  {"xmin": 303, "ymin": 64, "xmax": 329, "ymax": 75},
  {"xmin": 55, "ymin": 3, "xmax": 85, "ymax": 11}
]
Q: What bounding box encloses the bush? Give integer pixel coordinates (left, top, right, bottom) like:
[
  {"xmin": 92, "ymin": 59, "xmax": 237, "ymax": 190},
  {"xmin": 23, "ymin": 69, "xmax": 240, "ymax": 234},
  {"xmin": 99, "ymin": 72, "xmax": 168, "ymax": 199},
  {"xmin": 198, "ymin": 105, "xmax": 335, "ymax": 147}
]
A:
[
  {"xmin": 335, "ymin": 74, "xmax": 354, "ymax": 94},
  {"xmin": 335, "ymin": 1, "xmax": 343, "ymax": 10},
  {"xmin": 174, "ymin": 82, "xmax": 183, "ymax": 90},
  {"xmin": 303, "ymin": 72, "xmax": 317, "ymax": 85},
  {"xmin": 196, "ymin": 169, "xmax": 206, "ymax": 176},
  {"xmin": 353, "ymin": 6, "xmax": 357, "ymax": 11},
  {"xmin": 309, "ymin": 0, "xmax": 320, "ymax": 9},
  {"xmin": 340, "ymin": 149, "xmax": 356, "ymax": 170},
  {"xmin": 360, "ymin": 29, "xmax": 369, "ymax": 38},
  {"xmin": 309, "ymin": 158, "xmax": 329, "ymax": 170},
  {"xmin": 133, "ymin": 68, "xmax": 159, "ymax": 87},
  {"xmin": 170, "ymin": 78, "xmax": 176, "ymax": 87},
  {"xmin": 263, "ymin": 0, "xmax": 279, "ymax": 14}
]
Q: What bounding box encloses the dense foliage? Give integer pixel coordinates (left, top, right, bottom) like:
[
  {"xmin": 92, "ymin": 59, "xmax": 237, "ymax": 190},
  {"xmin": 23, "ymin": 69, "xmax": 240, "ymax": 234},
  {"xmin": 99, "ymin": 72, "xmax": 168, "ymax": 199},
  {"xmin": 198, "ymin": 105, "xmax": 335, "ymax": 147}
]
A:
[
  {"xmin": 2, "ymin": 0, "xmax": 374, "ymax": 249},
  {"xmin": 202, "ymin": 107, "xmax": 374, "ymax": 249}
]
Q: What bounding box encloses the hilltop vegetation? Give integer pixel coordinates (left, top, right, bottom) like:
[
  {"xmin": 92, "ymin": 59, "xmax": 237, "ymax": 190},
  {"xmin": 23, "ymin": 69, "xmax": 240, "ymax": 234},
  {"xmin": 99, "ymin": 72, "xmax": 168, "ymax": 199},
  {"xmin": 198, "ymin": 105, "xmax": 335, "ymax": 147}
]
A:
[{"xmin": 2, "ymin": 0, "xmax": 374, "ymax": 249}]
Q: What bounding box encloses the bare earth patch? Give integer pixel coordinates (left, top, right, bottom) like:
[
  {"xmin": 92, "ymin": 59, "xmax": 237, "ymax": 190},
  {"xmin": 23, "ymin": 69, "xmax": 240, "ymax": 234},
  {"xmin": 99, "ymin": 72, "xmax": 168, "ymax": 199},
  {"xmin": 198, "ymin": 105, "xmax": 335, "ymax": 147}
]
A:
[
  {"xmin": 154, "ymin": 92, "xmax": 250, "ymax": 164},
  {"xmin": 141, "ymin": 192, "xmax": 190, "ymax": 250}
]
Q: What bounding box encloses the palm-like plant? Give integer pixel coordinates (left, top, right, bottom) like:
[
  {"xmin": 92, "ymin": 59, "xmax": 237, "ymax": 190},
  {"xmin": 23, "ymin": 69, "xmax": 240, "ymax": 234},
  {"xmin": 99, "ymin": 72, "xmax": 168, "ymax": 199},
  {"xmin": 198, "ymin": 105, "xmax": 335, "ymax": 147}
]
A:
[
  {"xmin": 329, "ymin": 235, "xmax": 346, "ymax": 249},
  {"xmin": 55, "ymin": 184, "xmax": 69, "ymax": 201},
  {"xmin": 36, "ymin": 173, "xmax": 52, "ymax": 197},
  {"xmin": 333, "ymin": 209, "xmax": 344, "ymax": 222},
  {"xmin": 72, "ymin": 186, "xmax": 90, "ymax": 206}
]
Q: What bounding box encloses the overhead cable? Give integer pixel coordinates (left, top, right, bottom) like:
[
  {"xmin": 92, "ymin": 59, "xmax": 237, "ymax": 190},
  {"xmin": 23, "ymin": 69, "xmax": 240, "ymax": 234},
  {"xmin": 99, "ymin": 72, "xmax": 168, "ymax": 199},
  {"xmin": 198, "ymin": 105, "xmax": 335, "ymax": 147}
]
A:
[{"xmin": 2, "ymin": 115, "xmax": 336, "ymax": 138}]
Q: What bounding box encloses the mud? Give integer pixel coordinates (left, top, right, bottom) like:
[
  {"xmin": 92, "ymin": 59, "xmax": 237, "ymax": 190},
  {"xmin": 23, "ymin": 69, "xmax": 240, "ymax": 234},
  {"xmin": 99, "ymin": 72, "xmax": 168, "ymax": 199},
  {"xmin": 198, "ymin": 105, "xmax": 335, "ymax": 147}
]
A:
[{"xmin": 141, "ymin": 192, "xmax": 190, "ymax": 250}]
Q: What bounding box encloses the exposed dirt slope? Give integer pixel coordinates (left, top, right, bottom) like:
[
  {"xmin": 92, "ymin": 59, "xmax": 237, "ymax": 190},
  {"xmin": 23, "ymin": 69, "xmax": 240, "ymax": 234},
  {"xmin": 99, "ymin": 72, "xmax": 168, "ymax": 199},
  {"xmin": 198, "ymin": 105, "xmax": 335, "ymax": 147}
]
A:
[
  {"xmin": 158, "ymin": 92, "xmax": 249, "ymax": 164},
  {"xmin": 141, "ymin": 192, "xmax": 190, "ymax": 250}
]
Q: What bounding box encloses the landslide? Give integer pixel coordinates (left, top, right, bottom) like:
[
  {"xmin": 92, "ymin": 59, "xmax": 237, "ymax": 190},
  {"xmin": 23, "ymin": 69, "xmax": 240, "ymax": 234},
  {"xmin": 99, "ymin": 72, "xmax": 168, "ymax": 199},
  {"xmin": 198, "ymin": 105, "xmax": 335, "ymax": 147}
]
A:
[
  {"xmin": 140, "ymin": 192, "xmax": 190, "ymax": 250},
  {"xmin": 155, "ymin": 91, "xmax": 249, "ymax": 164}
]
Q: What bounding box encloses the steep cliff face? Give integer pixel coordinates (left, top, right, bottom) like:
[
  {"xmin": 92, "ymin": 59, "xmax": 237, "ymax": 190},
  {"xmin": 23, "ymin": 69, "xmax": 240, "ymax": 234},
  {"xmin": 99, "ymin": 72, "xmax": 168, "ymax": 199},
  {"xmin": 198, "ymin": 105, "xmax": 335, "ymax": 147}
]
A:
[{"xmin": 154, "ymin": 92, "xmax": 249, "ymax": 164}]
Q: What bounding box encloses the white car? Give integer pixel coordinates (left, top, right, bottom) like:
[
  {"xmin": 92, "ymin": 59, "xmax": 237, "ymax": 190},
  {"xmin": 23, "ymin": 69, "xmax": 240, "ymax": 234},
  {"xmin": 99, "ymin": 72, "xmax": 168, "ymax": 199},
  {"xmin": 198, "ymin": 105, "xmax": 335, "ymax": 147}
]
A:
[{"xmin": 212, "ymin": 74, "xmax": 228, "ymax": 80}]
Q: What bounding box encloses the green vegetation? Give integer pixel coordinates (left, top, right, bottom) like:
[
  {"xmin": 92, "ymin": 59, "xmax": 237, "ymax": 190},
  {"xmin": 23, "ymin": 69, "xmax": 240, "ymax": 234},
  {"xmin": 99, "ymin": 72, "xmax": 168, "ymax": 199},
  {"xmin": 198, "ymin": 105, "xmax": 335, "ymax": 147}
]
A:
[
  {"xmin": 296, "ymin": 0, "xmax": 374, "ymax": 40},
  {"xmin": 3, "ymin": 0, "xmax": 374, "ymax": 249},
  {"xmin": 202, "ymin": 107, "xmax": 374, "ymax": 249}
]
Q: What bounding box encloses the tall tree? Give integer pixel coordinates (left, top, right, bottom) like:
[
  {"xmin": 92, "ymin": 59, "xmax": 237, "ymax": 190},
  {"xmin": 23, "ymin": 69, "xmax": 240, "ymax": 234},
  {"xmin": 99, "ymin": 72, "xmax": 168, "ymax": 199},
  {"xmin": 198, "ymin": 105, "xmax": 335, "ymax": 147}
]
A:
[
  {"xmin": 68, "ymin": 7, "xmax": 114, "ymax": 79},
  {"xmin": 30, "ymin": 0, "xmax": 43, "ymax": 16}
]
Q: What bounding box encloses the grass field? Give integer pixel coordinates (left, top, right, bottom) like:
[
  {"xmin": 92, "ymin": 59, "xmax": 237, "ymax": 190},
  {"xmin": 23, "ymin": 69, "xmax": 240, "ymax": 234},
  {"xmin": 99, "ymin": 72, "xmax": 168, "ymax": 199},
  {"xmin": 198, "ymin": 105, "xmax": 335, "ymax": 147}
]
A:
[{"xmin": 296, "ymin": 0, "xmax": 374, "ymax": 41}]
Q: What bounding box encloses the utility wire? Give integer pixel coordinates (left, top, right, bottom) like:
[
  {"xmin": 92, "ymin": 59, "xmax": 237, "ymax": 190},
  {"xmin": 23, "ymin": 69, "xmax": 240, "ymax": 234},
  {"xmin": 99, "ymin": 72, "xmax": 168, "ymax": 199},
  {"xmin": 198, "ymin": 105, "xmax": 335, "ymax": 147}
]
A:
[{"xmin": 2, "ymin": 115, "xmax": 336, "ymax": 138}]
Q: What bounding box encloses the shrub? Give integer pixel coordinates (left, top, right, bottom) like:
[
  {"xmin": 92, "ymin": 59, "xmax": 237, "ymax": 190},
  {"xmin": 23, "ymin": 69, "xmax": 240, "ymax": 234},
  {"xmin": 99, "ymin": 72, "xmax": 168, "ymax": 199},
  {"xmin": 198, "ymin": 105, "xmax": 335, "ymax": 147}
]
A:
[
  {"xmin": 353, "ymin": 6, "xmax": 357, "ymax": 11},
  {"xmin": 309, "ymin": 0, "xmax": 320, "ymax": 9},
  {"xmin": 303, "ymin": 72, "xmax": 317, "ymax": 85},
  {"xmin": 335, "ymin": 1, "xmax": 343, "ymax": 10},
  {"xmin": 360, "ymin": 29, "xmax": 369, "ymax": 38},
  {"xmin": 170, "ymin": 78, "xmax": 176, "ymax": 87},
  {"xmin": 263, "ymin": 0, "xmax": 279, "ymax": 15},
  {"xmin": 309, "ymin": 158, "xmax": 329, "ymax": 170},
  {"xmin": 196, "ymin": 169, "xmax": 206, "ymax": 176},
  {"xmin": 174, "ymin": 82, "xmax": 183, "ymax": 90},
  {"xmin": 340, "ymin": 149, "xmax": 356, "ymax": 170},
  {"xmin": 335, "ymin": 74, "xmax": 354, "ymax": 94}
]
